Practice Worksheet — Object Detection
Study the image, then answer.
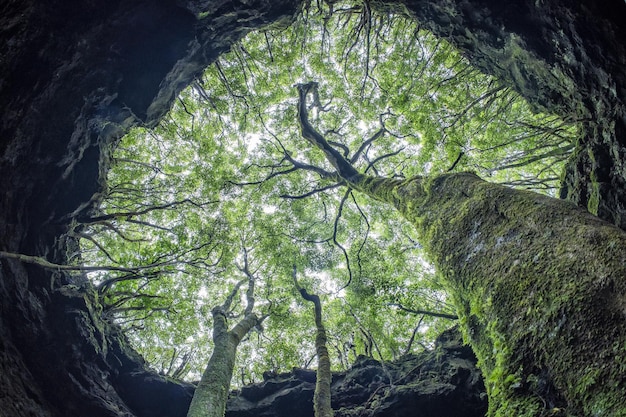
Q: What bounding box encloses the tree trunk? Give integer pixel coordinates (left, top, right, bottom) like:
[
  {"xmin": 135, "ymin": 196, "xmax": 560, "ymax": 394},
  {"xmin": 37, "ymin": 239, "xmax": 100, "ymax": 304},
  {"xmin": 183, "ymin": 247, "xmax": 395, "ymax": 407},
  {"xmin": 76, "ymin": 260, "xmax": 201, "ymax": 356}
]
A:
[
  {"xmin": 347, "ymin": 172, "xmax": 626, "ymax": 416},
  {"xmin": 298, "ymin": 76, "xmax": 626, "ymax": 414},
  {"xmin": 188, "ymin": 270, "xmax": 260, "ymax": 417},
  {"xmin": 187, "ymin": 310, "xmax": 259, "ymax": 417},
  {"xmin": 294, "ymin": 271, "xmax": 334, "ymax": 417}
]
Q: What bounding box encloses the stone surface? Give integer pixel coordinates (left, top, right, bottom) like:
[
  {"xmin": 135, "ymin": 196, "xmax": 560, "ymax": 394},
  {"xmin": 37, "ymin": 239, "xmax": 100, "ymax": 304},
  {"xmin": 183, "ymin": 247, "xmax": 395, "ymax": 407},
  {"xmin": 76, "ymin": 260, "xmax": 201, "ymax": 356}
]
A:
[
  {"xmin": 401, "ymin": 0, "xmax": 626, "ymax": 228},
  {"xmin": 225, "ymin": 328, "xmax": 487, "ymax": 417}
]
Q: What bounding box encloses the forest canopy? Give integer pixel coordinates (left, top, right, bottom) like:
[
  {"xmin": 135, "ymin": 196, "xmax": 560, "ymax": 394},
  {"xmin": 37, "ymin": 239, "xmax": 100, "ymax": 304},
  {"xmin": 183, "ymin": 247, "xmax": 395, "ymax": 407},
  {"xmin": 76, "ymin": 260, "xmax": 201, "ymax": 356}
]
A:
[{"xmin": 75, "ymin": 2, "xmax": 578, "ymax": 383}]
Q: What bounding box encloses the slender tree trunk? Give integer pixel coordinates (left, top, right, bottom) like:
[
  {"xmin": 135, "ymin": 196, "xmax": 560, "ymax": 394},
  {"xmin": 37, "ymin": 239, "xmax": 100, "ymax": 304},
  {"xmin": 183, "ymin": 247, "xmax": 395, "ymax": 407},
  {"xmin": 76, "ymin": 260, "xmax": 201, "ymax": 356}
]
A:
[
  {"xmin": 294, "ymin": 270, "xmax": 334, "ymax": 417},
  {"xmin": 297, "ymin": 84, "xmax": 626, "ymax": 416},
  {"xmin": 187, "ymin": 267, "xmax": 260, "ymax": 417},
  {"xmin": 187, "ymin": 309, "xmax": 259, "ymax": 417},
  {"xmin": 187, "ymin": 311, "xmax": 238, "ymax": 417}
]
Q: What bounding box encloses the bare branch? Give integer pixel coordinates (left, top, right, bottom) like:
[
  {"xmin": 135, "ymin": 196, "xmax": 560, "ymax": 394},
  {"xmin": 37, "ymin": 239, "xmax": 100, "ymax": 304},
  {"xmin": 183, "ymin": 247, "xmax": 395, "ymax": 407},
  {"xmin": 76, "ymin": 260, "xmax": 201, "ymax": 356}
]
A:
[
  {"xmin": 1, "ymin": 250, "xmax": 140, "ymax": 274},
  {"xmin": 403, "ymin": 315, "xmax": 425, "ymax": 356},
  {"xmin": 84, "ymin": 199, "xmax": 216, "ymax": 224},
  {"xmin": 280, "ymin": 182, "xmax": 343, "ymax": 199},
  {"xmin": 332, "ymin": 189, "xmax": 354, "ymax": 290},
  {"xmin": 389, "ymin": 303, "xmax": 458, "ymax": 320},
  {"xmin": 351, "ymin": 127, "xmax": 385, "ymax": 164},
  {"xmin": 296, "ymin": 82, "xmax": 360, "ymax": 180}
]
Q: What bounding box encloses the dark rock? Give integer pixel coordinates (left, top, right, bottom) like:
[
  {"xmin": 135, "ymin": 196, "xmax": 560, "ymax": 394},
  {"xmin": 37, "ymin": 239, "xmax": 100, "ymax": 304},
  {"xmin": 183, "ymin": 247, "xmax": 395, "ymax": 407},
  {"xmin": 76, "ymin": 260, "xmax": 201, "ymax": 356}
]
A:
[{"xmin": 226, "ymin": 327, "xmax": 487, "ymax": 417}]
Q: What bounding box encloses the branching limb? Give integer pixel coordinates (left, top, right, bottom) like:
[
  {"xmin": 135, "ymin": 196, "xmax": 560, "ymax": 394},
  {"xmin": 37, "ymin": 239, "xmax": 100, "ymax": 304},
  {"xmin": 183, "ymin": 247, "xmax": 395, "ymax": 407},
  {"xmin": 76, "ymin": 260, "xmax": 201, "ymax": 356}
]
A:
[
  {"xmin": 403, "ymin": 316, "xmax": 425, "ymax": 356},
  {"xmin": 83, "ymin": 199, "xmax": 216, "ymax": 224},
  {"xmin": 280, "ymin": 182, "xmax": 344, "ymax": 199},
  {"xmin": 297, "ymin": 82, "xmax": 360, "ymax": 181},
  {"xmin": 295, "ymin": 82, "xmax": 405, "ymax": 205},
  {"xmin": 389, "ymin": 303, "xmax": 458, "ymax": 320},
  {"xmin": 236, "ymin": 246, "xmax": 257, "ymax": 316},
  {"xmin": 0, "ymin": 250, "xmax": 137, "ymax": 273},
  {"xmin": 351, "ymin": 127, "xmax": 385, "ymax": 164}
]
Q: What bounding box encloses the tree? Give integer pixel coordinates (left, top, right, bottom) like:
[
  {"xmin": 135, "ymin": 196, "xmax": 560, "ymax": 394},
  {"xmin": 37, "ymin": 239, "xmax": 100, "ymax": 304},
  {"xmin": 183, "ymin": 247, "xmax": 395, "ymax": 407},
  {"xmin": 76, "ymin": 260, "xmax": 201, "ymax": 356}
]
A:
[
  {"xmin": 295, "ymin": 80, "xmax": 626, "ymax": 416},
  {"xmin": 187, "ymin": 249, "xmax": 265, "ymax": 417},
  {"xmin": 293, "ymin": 266, "xmax": 334, "ymax": 417},
  {"xmin": 0, "ymin": 1, "xmax": 302, "ymax": 415}
]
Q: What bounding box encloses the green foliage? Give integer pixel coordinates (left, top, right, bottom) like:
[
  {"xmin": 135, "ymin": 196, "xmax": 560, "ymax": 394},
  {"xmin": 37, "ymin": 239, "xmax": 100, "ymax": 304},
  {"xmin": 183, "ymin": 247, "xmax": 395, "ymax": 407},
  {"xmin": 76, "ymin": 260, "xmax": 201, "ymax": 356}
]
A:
[{"xmin": 76, "ymin": 1, "xmax": 578, "ymax": 384}]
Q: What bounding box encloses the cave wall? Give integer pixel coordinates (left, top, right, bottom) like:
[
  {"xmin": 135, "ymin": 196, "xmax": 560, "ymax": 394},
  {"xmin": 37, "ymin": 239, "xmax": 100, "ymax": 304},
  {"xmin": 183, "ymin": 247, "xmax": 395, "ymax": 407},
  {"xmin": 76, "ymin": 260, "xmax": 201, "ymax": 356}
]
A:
[
  {"xmin": 225, "ymin": 327, "xmax": 486, "ymax": 417},
  {"xmin": 0, "ymin": 1, "xmax": 301, "ymax": 416},
  {"xmin": 1, "ymin": 0, "xmax": 626, "ymax": 416}
]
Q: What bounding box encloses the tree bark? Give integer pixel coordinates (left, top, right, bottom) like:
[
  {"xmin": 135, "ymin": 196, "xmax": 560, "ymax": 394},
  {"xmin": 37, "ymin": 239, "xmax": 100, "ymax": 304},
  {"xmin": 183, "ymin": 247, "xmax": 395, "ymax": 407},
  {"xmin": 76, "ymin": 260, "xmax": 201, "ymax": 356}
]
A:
[
  {"xmin": 397, "ymin": 0, "xmax": 626, "ymax": 229},
  {"xmin": 297, "ymin": 84, "xmax": 626, "ymax": 415},
  {"xmin": 353, "ymin": 172, "xmax": 626, "ymax": 416},
  {"xmin": 187, "ymin": 309, "xmax": 259, "ymax": 417},
  {"xmin": 294, "ymin": 269, "xmax": 334, "ymax": 417}
]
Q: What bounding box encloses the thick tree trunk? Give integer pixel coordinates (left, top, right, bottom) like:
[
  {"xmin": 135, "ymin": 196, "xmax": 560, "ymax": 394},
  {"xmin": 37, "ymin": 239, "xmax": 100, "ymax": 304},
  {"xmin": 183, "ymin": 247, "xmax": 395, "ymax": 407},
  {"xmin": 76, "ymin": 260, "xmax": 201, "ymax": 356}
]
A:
[
  {"xmin": 297, "ymin": 66, "xmax": 626, "ymax": 415},
  {"xmin": 351, "ymin": 172, "xmax": 626, "ymax": 416}
]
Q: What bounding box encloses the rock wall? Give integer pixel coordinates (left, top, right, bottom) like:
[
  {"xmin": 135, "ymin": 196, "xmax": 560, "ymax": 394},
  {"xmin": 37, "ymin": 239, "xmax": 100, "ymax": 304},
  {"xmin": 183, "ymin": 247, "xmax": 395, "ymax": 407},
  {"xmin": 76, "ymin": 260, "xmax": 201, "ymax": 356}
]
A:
[
  {"xmin": 1, "ymin": 0, "xmax": 625, "ymax": 416},
  {"xmin": 401, "ymin": 0, "xmax": 626, "ymax": 228},
  {"xmin": 0, "ymin": 1, "xmax": 300, "ymax": 416},
  {"xmin": 226, "ymin": 328, "xmax": 486, "ymax": 417}
]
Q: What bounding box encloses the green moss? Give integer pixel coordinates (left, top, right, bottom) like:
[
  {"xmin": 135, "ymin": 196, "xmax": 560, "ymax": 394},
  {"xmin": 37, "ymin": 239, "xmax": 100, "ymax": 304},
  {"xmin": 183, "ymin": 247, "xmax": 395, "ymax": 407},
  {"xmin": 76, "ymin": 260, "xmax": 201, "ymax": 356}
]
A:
[
  {"xmin": 586, "ymin": 149, "xmax": 602, "ymax": 215},
  {"xmin": 362, "ymin": 172, "xmax": 626, "ymax": 417}
]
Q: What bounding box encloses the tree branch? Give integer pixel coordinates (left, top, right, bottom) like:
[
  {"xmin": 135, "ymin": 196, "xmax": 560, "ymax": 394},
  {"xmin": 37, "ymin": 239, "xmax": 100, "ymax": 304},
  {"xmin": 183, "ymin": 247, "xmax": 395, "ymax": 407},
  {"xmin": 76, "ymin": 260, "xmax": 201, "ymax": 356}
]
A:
[
  {"xmin": 389, "ymin": 303, "xmax": 458, "ymax": 320},
  {"xmin": 0, "ymin": 250, "xmax": 137, "ymax": 273},
  {"xmin": 297, "ymin": 82, "xmax": 360, "ymax": 181}
]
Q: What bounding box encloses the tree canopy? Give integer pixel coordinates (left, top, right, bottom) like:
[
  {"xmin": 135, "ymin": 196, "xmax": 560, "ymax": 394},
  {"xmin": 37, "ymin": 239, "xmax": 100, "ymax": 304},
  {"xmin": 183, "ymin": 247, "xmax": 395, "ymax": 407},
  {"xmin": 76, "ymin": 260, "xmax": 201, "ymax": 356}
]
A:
[{"xmin": 75, "ymin": 1, "xmax": 578, "ymax": 384}]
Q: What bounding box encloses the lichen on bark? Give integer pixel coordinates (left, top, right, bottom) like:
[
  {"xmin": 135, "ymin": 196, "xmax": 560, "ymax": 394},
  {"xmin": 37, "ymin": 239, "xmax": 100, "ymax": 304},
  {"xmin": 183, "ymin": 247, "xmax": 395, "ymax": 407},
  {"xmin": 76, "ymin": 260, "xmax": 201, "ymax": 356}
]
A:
[
  {"xmin": 358, "ymin": 172, "xmax": 626, "ymax": 417},
  {"xmin": 297, "ymin": 81, "xmax": 626, "ymax": 416}
]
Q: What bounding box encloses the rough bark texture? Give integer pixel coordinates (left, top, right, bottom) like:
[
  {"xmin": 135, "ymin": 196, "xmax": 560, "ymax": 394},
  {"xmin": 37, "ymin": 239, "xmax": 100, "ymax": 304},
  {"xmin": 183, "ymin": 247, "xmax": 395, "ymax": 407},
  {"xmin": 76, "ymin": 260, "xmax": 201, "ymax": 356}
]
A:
[
  {"xmin": 350, "ymin": 172, "xmax": 626, "ymax": 416},
  {"xmin": 2, "ymin": 0, "xmax": 626, "ymax": 416},
  {"xmin": 298, "ymin": 74, "xmax": 626, "ymax": 414}
]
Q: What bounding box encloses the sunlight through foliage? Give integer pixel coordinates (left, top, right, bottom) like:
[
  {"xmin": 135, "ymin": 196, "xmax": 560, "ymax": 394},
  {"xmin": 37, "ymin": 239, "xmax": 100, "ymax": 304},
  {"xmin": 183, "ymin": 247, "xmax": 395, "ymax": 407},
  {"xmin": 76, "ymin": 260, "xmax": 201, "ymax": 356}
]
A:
[{"xmin": 76, "ymin": 1, "xmax": 578, "ymax": 383}]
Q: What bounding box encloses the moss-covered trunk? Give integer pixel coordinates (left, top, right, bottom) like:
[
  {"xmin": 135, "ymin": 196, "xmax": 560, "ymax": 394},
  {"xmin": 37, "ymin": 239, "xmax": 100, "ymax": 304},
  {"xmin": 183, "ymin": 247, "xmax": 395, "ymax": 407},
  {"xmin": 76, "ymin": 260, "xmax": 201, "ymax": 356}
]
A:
[
  {"xmin": 187, "ymin": 315, "xmax": 238, "ymax": 417},
  {"xmin": 353, "ymin": 172, "xmax": 626, "ymax": 416},
  {"xmin": 187, "ymin": 309, "xmax": 259, "ymax": 417},
  {"xmin": 188, "ymin": 272, "xmax": 260, "ymax": 417},
  {"xmin": 294, "ymin": 280, "xmax": 334, "ymax": 417}
]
